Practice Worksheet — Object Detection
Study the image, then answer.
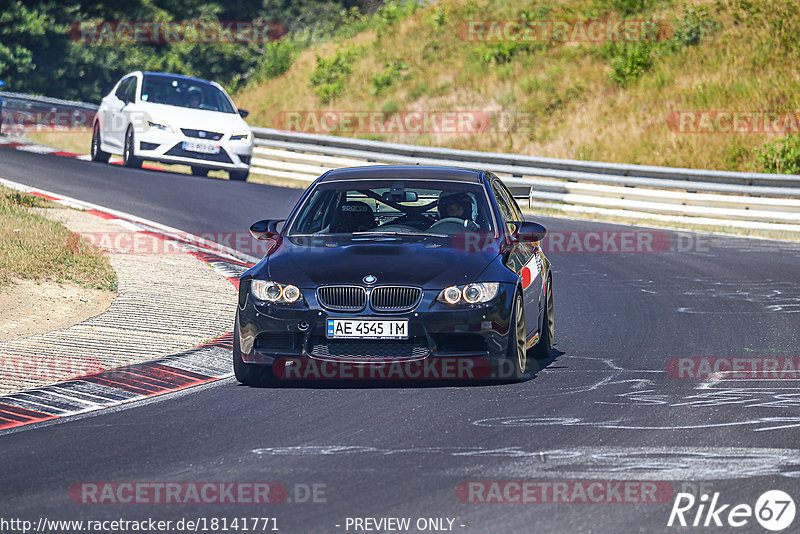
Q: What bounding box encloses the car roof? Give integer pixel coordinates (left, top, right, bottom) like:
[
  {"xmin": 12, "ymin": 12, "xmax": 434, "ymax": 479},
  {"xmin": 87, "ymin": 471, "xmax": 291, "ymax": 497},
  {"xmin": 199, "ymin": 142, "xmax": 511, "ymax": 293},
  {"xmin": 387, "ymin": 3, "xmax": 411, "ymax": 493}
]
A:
[
  {"xmin": 141, "ymin": 71, "xmax": 211, "ymax": 84},
  {"xmin": 317, "ymin": 165, "xmax": 484, "ymax": 183}
]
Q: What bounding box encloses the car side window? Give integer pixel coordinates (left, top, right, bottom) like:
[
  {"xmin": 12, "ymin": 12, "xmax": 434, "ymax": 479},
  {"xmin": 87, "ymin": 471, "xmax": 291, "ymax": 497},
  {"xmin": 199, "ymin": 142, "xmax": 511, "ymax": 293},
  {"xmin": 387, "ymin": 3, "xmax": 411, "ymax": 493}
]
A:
[
  {"xmin": 491, "ymin": 181, "xmax": 519, "ymax": 235},
  {"xmin": 491, "ymin": 182, "xmax": 513, "ymax": 221},
  {"xmin": 115, "ymin": 78, "xmax": 131, "ymax": 100},
  {"xmin": 496, "ymin": 180, "xmax": 523, "ymax": 222},
  {"xmin": 125, "ymin": 77, "xmax": 138, "ymax": 103}
]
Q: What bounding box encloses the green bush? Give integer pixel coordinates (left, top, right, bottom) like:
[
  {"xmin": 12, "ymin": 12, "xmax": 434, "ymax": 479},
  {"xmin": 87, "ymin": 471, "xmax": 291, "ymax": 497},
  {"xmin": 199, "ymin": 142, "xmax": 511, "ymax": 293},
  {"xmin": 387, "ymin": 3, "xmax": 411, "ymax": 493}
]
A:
[
  {"xmin": 757, "ymin": 135, "xmax": 800, "ymax": 174},
  {"xmin": 426, "ymin": 5, "xmax": 448, "ymax": 29},
  {"xmin": 309, "ymin": 46, "xmax": 363, "ymax": 103},
  {"xmin": 258, "ymin": 36, "xmax": 306, "ymax": 81},
  {"xmin": 605, "ymin": 0, "xmax": 652, "ymax": 15},
  {"xmin": 475, "ymin": 42, "xmax": 533, "ymax": 65},
  {"xmin": 375, "ymin": 0, "xmax": 420, "ymax": 28},
  {"xmin": 669, "ymin": 6, "xmax": 718, "ymax": 49},
  {"xmin": 609, "ymin": 42, "xmax": 653, "ymax": 85},
  {"xmin": 371, "ymin": 59, "xmax": 408, "ymax": 95}
]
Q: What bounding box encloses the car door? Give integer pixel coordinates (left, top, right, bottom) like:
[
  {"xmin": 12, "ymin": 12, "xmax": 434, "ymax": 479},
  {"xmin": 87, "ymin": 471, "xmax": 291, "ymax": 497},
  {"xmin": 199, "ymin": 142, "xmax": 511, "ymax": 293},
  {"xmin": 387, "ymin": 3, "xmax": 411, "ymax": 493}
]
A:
[
  {"xmin": 491, "ymin": 178, "xmax": 542, "ymax": 338},
  {"xmin": 103, "ymin": 76, "xmax": 133, "ymax": 150}
]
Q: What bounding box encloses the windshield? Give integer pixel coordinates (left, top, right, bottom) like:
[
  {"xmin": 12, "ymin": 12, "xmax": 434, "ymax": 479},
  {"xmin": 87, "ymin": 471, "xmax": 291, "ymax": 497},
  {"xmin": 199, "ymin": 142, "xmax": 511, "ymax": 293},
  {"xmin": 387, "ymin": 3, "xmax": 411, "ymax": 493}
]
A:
[
  {"xmin": 140, "ymin": 75, "xmax": 236, "ymax": 113},
  {"xmin": 288, "ymin": 180, "xmax": 495, "ymax": 236}
]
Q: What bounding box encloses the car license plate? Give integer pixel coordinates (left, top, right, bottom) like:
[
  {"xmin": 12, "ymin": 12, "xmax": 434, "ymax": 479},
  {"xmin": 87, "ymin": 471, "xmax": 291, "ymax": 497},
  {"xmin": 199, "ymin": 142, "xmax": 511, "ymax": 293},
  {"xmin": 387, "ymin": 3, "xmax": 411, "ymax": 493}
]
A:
[
  {"xmin": 182, "ymin": 140, "xmax": 220, "ymax": 154},
  {"xmin": 327, "ymin": 319, "xmax": 408, "ymax": 340}
]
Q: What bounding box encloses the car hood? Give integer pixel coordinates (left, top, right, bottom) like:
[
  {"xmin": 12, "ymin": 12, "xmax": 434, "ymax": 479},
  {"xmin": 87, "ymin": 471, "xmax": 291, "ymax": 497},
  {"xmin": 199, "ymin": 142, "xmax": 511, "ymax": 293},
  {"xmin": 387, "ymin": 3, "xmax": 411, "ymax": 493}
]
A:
[
  {"xmin": 265, "ymin": 236, "xmax": 501, "ymax": 288},
  {"xmin": 139, "ymin": 103, "xmax": 249, "ymax": 133}
]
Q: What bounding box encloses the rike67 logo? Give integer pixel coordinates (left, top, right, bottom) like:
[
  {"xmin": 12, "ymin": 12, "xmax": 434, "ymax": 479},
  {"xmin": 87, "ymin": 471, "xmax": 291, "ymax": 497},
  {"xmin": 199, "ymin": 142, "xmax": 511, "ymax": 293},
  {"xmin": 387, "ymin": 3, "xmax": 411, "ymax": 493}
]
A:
[{"xmin": 668, "ymin": 490, "xmax": 795, "ymax": 531}]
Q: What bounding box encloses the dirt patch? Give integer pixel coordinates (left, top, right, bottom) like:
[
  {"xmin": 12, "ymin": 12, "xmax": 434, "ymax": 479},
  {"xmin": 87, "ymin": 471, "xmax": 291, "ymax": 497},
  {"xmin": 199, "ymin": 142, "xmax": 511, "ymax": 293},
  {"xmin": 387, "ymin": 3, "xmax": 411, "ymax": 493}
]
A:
[{"xmin": 0, "ymin": 278, "xmax": 115, "ymax": 342}]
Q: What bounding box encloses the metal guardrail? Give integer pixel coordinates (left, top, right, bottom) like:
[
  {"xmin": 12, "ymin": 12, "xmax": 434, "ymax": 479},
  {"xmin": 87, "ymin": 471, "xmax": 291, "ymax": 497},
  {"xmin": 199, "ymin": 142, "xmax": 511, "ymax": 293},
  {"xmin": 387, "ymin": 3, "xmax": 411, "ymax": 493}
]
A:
[
  {"xmin": 0, "ymin": 91, "xmax": 99, "ymax": 135},
  {"xmin": 0, "ymin": 91, "xmax": 99, "ymax": 112},
  {"xmin": 251, "ymin": 127, "xmax": 800, "ymax": 189},
  {"xmin": 2, "ymin": 92, "xmax": 798, "ymax": 230},
  {"xmin": 249, "ymin": 127, "xmax": 800, "ymax": 231}
]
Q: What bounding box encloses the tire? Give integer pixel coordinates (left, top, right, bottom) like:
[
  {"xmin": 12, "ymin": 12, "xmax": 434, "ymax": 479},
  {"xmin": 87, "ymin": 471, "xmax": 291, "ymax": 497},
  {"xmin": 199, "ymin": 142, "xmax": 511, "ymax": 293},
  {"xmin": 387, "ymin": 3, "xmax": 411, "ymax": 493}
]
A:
[
  {"xmin": 497, "ymin": 292, "xmax": 527, "ymax": 381},
  {"xmin": 123, "ymin": 126, "xmax": 142, "ymax": 168},
  {"xmin": 229, "ymin": 169, "xmax": 249, "ymax": 181},
  {"xmin": 233, "ymin": 315, "xmax": 267, "ymax": 385},
  {"xmin": 191, "ymin": 166, "xmax": 209, "ymax": 177},
  {"xmin": 90, "ymin": 124, "xmax": 110, "ymax": 163},
  {"xmin": 531, "ymin": 277, "xmax": 554, "ymax": 359}
]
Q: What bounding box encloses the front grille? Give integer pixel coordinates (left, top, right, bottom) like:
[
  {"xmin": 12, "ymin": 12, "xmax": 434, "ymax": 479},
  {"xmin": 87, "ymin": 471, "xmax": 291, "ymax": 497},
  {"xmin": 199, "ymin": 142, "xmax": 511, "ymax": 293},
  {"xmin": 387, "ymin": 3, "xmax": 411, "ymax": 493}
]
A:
[
  {"xmin": 317, "ymin": 286, "xmax": 366, "ymax": 311},
  {"xmin": 181, "ymin": 128, "xmax": 223, "ymax": 140},
  {"xmin": 310, "ymin": 338, "xmax": 429, "ymax": 361},
  {"xmin": 165, "ymin": 143, "xmax": 233, "ymax": 163},
  {"xmin": 370, "ymin": 286, "xmax": 422, "ymax": 312}
]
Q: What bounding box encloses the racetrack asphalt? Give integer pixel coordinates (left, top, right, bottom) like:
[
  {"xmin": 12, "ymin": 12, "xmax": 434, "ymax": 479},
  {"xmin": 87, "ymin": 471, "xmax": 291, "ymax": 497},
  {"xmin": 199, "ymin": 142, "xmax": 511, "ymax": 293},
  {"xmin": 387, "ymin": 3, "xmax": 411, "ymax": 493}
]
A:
[{"xmin": 1, "ymin": 145, "xmax": 799, "ymax": 533}]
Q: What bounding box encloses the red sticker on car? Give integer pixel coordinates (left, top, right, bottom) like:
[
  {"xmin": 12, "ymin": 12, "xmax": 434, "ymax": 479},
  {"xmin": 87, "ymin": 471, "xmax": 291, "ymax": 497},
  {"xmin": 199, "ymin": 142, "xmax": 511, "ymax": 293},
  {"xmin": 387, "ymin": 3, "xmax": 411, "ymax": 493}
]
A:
[{"xmin": 521, "ymin": 266, "xmax": 532, "ymax": 289}]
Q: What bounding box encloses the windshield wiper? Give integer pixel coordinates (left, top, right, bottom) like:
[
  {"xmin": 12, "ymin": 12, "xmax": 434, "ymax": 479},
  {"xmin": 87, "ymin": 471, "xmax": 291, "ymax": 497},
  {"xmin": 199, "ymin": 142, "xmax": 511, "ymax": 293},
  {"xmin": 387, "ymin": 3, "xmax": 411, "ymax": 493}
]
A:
[
  {"xmin": 352, "ymin": 231, "xmax": 448, "ymax": 238},
  {"xmin": 352, "ymin": 231, "xmax": 402, "ymax": 236}
]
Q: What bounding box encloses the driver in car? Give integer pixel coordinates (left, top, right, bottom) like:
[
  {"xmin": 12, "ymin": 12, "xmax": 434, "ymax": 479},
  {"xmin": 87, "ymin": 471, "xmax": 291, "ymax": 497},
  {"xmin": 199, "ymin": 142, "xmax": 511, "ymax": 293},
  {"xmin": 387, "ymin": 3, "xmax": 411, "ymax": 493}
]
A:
[
  {"xmin": 436, "ymin": 191, "xmax": 479, "ymax": 230},
  {"xmin": 439, "ymin": 191, "xmax": 471, "ymax": 220},
  {"xmin": 187, "ymin": 87, "xmax": 202, "ymax": 108}
]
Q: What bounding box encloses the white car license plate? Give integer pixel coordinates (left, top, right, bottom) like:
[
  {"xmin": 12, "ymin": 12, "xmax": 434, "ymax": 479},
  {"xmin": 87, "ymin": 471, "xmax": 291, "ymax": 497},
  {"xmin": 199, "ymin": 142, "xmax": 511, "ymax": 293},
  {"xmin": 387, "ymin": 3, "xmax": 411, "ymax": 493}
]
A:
[
  {"xmin": 326, "ymin": 319, "xmax": 408, "ymax": 340},
  {"xmin": 182, "ymin": 140, "xmax": 220, "ymax": 154}
]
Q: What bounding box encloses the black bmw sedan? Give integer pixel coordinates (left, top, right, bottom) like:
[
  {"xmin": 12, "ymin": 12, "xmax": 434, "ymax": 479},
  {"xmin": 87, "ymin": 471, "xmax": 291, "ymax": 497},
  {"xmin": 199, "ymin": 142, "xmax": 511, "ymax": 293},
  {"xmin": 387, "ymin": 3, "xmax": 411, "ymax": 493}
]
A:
[{"xmin": 234, "ymin": 165, "xmax": 553, "ymax": 384}]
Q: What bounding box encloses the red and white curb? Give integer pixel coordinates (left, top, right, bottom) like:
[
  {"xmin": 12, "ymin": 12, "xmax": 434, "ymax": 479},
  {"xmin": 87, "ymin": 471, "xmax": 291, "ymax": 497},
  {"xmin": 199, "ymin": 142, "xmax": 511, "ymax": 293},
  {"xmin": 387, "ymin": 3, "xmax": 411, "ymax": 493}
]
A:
[
  {"xmin": 0, "ymin": 337, "xmax": 235, "ymax": 431},
  {"xmin": 0, "ymin": 178, "xmax": 258, "ymax": 433}
]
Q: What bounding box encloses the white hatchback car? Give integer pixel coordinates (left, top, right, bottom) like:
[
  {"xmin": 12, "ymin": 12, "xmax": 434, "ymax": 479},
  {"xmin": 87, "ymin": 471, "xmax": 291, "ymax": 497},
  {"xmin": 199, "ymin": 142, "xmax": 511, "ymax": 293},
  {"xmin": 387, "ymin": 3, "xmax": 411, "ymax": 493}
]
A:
[{"xmin": 91, "ymin": 71, "xmax": 253, "ymax": 181}]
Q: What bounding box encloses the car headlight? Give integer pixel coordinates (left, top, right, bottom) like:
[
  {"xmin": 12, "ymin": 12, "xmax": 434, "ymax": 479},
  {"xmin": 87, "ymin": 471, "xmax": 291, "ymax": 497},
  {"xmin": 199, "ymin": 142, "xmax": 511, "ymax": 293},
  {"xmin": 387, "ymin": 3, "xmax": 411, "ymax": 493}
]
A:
[
  {"xmin": 230, "ymin": 131, "xmax": 251, "ymax": 142},
  {"xmin": 251, "ymin": 280, "xmax": 302, "ymax": 304},
  {"xmin": 146, "ymin": 120, "xmax": 171, "ymax": 131},
  {"xmin": 437, "ymin": 283, "xmax": 499, "ymax": 305}
]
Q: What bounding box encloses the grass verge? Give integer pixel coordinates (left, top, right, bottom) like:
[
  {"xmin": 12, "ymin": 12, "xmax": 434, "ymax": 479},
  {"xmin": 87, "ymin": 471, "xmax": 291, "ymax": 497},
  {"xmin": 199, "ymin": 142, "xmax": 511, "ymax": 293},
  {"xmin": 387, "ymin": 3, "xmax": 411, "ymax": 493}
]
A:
[
  {"xmin": 0, "ymin": 187, "xmax": 117, "ymax": 291},
  {"xmin": 26, "ymin": 131, "xmax": 92, "ymax": 155}
]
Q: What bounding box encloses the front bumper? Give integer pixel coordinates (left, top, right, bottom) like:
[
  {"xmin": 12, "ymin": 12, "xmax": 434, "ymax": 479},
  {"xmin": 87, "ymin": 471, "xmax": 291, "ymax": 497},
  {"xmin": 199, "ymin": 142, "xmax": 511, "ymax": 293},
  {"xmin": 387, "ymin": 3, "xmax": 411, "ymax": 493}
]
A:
[
  {"xmin": 236, "ymin": 283, "xmax": 516, "ymax": 370},
  {"xmin": 135, "ymin": 129, "xmax": 252, "ymax": 170}
]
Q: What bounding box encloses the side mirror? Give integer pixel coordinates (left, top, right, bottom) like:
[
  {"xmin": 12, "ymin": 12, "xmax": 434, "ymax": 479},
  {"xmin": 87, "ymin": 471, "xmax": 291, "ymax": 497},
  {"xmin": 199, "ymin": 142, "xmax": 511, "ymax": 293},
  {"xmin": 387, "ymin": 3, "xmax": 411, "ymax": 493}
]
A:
[
  {"xmin": 238, "ymin": 109, "xmax": 250, "ymax": 118},
  {"xmin": 249, "ymin": 219, "xmax": 284, "ymax": 240},
  {"xmin": 514, "ymin": 221, "xmax": 547, "ymax": 243}
]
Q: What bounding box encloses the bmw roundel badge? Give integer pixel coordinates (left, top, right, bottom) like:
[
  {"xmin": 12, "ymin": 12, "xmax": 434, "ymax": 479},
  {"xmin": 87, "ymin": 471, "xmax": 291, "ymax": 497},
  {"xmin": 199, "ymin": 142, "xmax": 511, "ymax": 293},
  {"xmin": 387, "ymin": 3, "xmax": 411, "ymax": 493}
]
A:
[{"xmin": 363, "ymin": 274, "xmax": 377, "ymax": 284}]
